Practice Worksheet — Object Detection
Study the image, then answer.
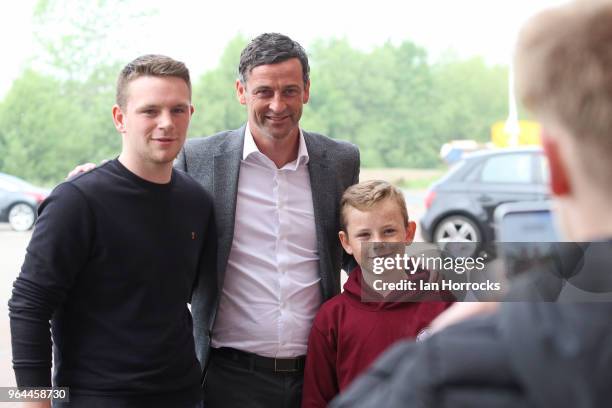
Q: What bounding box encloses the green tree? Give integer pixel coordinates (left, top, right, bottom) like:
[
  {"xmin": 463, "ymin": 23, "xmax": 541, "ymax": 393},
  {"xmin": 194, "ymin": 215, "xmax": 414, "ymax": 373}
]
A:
[
  {"xmin": 303, "ymin": 38, "xmax": 366, "ymax": 147},
  {"xmin": 430, "ymin": 57, "xmax": 509, "ymax": 143},
  {"xmin": 32, "ymin": 0, "xmax": 156, "ymax": 81},
  {"xmin": 305, "ymin": 39, "xmax": 438, "ymax": 167},
  {"xmin": 0, "ymin": 70, "xmax": 97, "ymax": 184},
  {"xmin": 0, "ymin": 0, "xmax": 150, "ymax": 183},
  {"xmin": 0, "ymin": 11, "xmax": 515, "ymax": 180},
  {"xmin": 189, "ymin": 35, "xmax": 249, "ymax": 137}
]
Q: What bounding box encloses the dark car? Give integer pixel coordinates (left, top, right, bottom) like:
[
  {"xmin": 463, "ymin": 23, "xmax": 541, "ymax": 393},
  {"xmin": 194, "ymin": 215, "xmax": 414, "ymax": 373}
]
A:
[
  {"xmin": 0, "ymin": 173, "xmax": 50, "ymax": 231},
  {"xmin": 420, "ymin": 147, "xmax": 549, "ymax": 255}
]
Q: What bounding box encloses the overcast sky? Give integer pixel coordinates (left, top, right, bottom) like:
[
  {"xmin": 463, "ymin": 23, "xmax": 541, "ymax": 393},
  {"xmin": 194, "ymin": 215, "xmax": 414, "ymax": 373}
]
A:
[{"xmin": 0, "ymin": 0, "xmax": 567, "ymax": 99}]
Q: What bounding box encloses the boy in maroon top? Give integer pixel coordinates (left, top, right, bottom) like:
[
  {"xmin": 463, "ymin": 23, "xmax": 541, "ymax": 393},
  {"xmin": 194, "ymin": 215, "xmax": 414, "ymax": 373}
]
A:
[{"xmin": 301, "ymin": 180, "xmax": 452, "ymax": 408}]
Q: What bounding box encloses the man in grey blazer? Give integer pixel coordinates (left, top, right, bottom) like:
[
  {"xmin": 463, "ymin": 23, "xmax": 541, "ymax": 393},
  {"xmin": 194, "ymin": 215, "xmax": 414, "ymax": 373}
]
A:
[{"xmin": 175, "ymin": 33, "xmax": 360, "ymax": 407}]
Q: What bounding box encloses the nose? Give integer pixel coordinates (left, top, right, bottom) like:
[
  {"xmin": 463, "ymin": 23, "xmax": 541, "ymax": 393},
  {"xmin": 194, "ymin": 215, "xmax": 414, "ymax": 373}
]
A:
[
  {"xmin": 370, "ymin": 240, "xmax": 390, "ymax": 258},
  {"xmin": 372, "ymin": 241, "xmax": 385, "ymax": 250},
  {"xmin": 269, "ymin": 93, "xmax": 287, "ymax": 113},
  {"xmin": 158, "ymin": 110, "xmax": 175, "ymax": 131}
]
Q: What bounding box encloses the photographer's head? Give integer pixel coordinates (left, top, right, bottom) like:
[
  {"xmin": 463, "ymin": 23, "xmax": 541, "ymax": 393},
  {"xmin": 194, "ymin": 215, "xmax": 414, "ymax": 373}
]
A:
[{"xmin": 515, "ymin": 0, "xmax": 612, "ymax": 240}]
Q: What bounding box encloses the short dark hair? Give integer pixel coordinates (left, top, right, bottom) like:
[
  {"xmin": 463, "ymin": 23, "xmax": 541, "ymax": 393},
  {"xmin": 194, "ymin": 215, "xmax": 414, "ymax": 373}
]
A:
[
  {"xmin": 116, "ymin": 54, "xmax": 191, "ymax": 109},
  {"xmin": 238, "ymin": 33, "xmax": 310, "ymax": 86}
]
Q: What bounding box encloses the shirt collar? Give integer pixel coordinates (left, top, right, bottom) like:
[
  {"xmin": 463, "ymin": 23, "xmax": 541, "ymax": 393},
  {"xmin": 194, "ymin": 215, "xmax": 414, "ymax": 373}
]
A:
[{"xmin": 242, "ymin": 123, "xmax": 310, "ymax": 169}]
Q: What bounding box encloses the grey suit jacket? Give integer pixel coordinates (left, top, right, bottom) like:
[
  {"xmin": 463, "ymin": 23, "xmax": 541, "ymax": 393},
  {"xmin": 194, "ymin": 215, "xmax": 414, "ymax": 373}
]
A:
[{"xmin": 175, "ymin": 125, "xmax": 360, "ymax": 369}]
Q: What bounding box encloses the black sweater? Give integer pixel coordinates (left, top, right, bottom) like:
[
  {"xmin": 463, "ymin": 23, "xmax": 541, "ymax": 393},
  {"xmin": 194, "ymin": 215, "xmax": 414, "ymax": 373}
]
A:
[{"xmin": 9, "ymin": 159, "xmax": 216, "ymax": 406}]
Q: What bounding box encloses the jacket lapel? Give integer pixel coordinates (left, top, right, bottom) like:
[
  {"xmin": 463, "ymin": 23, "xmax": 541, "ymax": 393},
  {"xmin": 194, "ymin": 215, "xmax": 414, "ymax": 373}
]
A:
[
  {"xmin": 213, "ymin": 125, "xmax": 245, "ymax": 290},
  {"xmin": 304, "ymin": 132, "xmax": 337, "ymax": 299}
]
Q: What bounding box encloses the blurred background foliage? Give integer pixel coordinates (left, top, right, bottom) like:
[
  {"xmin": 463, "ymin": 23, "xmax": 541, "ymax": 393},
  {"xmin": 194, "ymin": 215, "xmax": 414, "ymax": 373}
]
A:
[{"xmin": 0, "ymin": 0, "xmax": 511, "ymax": 185}]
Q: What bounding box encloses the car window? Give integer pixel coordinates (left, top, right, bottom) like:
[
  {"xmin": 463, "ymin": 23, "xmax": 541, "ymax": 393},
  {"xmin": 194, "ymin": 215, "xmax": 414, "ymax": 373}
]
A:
[
  {"xmin": 464, "ymin": 160, "xmax": 483, "ymax": 183},
  {"xmin": 438, "ymin": 159, "xmax": 466, "ymax": 183},
  {"xmin": 480, "ymin": 153, "xmax": 533, "ymax": 183}
]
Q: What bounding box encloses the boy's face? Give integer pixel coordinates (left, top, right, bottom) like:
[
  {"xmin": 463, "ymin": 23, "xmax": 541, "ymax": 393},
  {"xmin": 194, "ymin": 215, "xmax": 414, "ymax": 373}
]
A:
[{"xmin": 339, "ymin": 198, "xmax": 416, "ymax": 268}]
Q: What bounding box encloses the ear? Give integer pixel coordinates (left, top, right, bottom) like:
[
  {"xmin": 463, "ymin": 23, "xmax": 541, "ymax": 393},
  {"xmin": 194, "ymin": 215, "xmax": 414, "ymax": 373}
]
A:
[
  {"xmin": 190, "ymin": 104, "xmax": 195, "ymax": 116},
  {"xmin": 542, "ymin": 130, "xmax": 571, "ymax": 196},
  {"xmin": 303, "ymin": 80, "xmax": 310, "ymax": 104},
  {"xmin": 339, "ymin": 231, "xmax": 353, "ymax": 255},
  {"xmin": 236, "ymin": 79, "xmax": 247, "ymax": 105},
  {"xmin": 405, "ymin": 221, "xmax": 417, "ymax": 242},
  {"xmin": 112, "ymin": 104, "xmax": 126, "ymax": 134}
]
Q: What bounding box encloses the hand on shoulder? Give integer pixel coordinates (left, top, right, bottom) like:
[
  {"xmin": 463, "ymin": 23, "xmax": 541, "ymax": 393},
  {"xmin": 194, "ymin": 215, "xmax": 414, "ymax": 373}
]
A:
[{"xmin": 66, "ymin": 160, "xmax": 108, "ymax": 179}]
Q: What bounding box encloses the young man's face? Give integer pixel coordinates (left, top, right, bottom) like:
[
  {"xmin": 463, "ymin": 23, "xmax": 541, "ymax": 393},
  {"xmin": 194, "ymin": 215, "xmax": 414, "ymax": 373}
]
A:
[
  {"xmin": 113, "ymin": 75, "xmax": 194, "ymax": 167},
  {"xmin": 339, "ymin": 198, "xmax": 417, "ymax": 268},
  {"xmin": 236, "ymin": 58, "xmax": 309, "ymax": 143}
]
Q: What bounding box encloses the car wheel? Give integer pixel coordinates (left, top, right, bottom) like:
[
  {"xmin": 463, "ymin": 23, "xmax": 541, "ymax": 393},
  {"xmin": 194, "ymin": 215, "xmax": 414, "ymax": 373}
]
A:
[
  {"xmin": 8, "ymin": 203, "xmax": 36, "ymax": 232},
  {"xmin": 433, "ymin": 215, "xmax": 482, "ymax": 257}
]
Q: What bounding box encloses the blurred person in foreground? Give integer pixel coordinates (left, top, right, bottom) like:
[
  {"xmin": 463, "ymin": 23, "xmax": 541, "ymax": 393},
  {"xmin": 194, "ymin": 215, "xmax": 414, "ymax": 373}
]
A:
[
  {"xmin": 9, "ymin": 55, "xmax": 216, "ymax": 408},
  {"xmin": 331, "ymin": 1, "xmax": 612, "ymax": 407},
  {"xmin": 301, "ymin": 180, "xmax": 452, "ymax": 408}
]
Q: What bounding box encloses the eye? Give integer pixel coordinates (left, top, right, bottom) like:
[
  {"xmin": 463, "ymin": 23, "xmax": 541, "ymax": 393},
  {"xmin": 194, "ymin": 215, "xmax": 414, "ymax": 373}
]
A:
[
  {"xmin": 356, "ymin": 232, "xmax": 371, "ymax": 240},
  {"xmin": 384, "ymin": 228, "xmax": 397, "ymax": 235},
  {"xmin": 255, "ymin": 89, "xmax": 273, "ymax": 98},
  {"xmin": 172, "ymin": 107, "xmax": 187, "ymax": 114},
  {"xmin": 142, "ymin": 109, "xmax": 157, "ymax": 116},
  {"xmin": 284, "ymin": 88, "xmax": 299, "ymax": 96}
]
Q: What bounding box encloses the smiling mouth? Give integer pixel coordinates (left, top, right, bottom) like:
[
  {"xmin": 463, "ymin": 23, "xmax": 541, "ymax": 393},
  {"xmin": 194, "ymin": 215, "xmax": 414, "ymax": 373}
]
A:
[{"xmin": 266, "ymin": 115, "xmax": 289, "ymax": 122}]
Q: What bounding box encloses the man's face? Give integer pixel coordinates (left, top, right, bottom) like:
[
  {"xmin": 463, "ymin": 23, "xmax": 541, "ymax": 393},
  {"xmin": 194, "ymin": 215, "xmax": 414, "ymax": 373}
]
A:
[
  {"xmin": 339, "ymin": 198, "xmax": 416, "ymax": 268},
  {"xmin": 113, "ymin": 75, "xmax": 193, "ymax": 167},
  {"xmin": 236, "ymin": 58, "xmax": 309, "ymax": 143}
]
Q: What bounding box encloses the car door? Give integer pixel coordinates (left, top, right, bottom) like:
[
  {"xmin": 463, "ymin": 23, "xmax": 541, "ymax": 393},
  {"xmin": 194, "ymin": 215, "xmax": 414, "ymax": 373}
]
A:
[
  {"xmin": 0, "ymin": 178, "xmax": 16, "ymax": 218},
  {"xmin": 468, "ymin": 151, "xmax": 548, "ymax": 238}
]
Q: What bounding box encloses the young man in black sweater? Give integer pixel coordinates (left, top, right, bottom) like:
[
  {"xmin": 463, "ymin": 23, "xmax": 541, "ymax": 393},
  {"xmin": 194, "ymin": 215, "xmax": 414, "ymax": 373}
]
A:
[{"xmin": 8, "ymin": 55, "xmax": 216, "ymax": 408}]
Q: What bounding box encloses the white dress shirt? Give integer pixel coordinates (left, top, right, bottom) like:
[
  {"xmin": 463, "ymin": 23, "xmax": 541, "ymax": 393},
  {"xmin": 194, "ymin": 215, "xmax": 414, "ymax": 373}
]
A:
[{"xmin": 210, "ymin": 125, "xmax": 322, "ymax": 357}]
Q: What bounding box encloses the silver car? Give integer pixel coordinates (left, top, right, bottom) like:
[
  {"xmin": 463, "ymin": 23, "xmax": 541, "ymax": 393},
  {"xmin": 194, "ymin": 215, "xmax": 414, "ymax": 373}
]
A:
[{"xmin": 0, "ymin": 173, "xmax": 50, "ymax": 231}]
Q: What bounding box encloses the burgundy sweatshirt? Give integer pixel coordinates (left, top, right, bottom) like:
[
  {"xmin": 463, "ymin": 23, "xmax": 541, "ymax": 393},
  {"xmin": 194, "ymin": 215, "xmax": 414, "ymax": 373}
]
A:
[{"xmin": 302, "ymin": 266, "xmax": 453, "ymax": 408}]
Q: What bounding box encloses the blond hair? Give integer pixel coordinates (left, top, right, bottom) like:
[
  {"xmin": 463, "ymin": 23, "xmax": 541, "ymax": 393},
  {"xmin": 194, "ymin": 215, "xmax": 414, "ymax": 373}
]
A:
[
  {"xmin": 116, "ymin": 54, "xmax": 191, "ymax": 109},
  {"xmin": 340, "ymin": 180, "xmax": 409, "ymax": 231},
  {"xmin": 515, "ymin": 0, "xmax": 612, "ymax": 188}
]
